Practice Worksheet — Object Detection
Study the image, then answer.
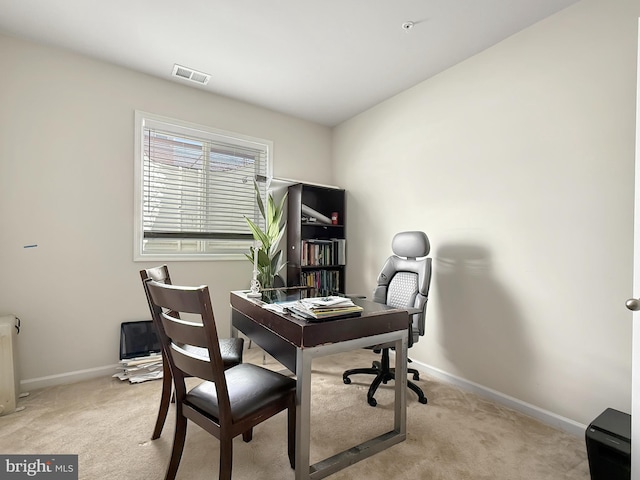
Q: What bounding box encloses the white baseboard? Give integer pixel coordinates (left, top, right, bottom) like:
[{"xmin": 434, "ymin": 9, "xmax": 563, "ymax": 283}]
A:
[
  {"xmin": 20, "ymin": 364, "xmax": 119, "ymax": 392},
  {"xmin": 20, "ymin": 357, "xmax": 588, "ymax": 438},
  {"xmin": 411, "ymin": 359, "xmax": 588, "ymax": 438}
]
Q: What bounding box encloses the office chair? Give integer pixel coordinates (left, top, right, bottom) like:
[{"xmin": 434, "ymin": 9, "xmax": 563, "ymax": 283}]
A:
[
  {"xmin": 144, "ymin": 280, "xmax": 296, "ymax": 480},
  {"xmin": 343, "ymin": 231, "xmax": 432, "ymax": 406},
  {"xmin": 140, "ymin": 265, "xmax": 244, "ymax": 440}
]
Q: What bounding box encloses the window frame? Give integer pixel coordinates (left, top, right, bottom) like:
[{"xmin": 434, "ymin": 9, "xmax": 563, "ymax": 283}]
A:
[{"xmin": 133, "ymin": 111, "xmax": 272, "ymax": 261}]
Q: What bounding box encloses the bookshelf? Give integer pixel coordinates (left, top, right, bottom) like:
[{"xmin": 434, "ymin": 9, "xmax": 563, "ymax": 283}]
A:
[{"xmin": 286, "ymin": 183, "xmax": 346, "ymax": 296}]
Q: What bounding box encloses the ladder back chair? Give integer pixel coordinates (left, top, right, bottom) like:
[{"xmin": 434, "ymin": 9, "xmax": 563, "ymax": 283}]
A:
[
  {"xmin": 145, "ymin": 279, "xmax": 296, "ymax": 480},
  {"xmin": 139, "ymin": 265, "xmax": 243, "ymax": 439}
]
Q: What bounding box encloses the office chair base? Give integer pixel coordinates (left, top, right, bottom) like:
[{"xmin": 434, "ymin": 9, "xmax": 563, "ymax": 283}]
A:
[{"xmin": 342, "ymin": 350, "xmax": 428, "ymax": 406}]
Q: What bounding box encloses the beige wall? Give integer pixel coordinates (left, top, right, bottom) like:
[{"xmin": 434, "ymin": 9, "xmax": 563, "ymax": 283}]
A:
[
  {"xmin": 0, "ymin": 33, "xmax": 332, "ymax": 386},
  {"xmin": 333, "ymin": 0, "xmax": 638, "ymax": 426}
]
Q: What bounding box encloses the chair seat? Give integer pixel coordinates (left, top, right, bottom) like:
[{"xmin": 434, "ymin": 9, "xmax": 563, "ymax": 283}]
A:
[{"xmin": 186, "ymin": 363, "xmax": 296, "ymax": 422}]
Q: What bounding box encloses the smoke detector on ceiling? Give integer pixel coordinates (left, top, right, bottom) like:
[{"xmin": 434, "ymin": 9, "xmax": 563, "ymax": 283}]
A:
[
  {"xmin": 171, "ymin": 64, "xmax": 211, "ymax": 85},
  {"xmin": 402, "ymin": 21, "xmax": 415, "ymax": 31}
]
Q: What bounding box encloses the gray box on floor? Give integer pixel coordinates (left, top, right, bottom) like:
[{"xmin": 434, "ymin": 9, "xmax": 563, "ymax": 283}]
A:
[{"xmin": 585, "ymin": 408, "xmax": 630, "ymax": 480}]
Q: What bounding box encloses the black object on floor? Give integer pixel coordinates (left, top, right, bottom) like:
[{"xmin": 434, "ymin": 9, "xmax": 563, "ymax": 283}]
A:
[
  {"xmin": 120, "ymin": 320, "xmax": 161, "ymax": 360},
  {"xmin": 585, "ymin": 407, "xmax": 631, "ymax": 480}
]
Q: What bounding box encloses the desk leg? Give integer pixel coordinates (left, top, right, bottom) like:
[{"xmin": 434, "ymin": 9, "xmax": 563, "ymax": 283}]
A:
[
  {"xmin": 231, "ymin": 326, "xmax": 238, "ymax": 338},
  {"xmin": 394, "ymin": 334, "xmax": 408, "ymax": 436},
  {"xmin": 295, "ymin": 348, "xmax": 312, "ymax": 480}
]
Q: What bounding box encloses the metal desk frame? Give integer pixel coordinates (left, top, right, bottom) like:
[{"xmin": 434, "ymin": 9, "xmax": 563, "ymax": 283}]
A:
[{"xmin": 230, "ymin": 291, "xmax": 408, "ymax": 480}]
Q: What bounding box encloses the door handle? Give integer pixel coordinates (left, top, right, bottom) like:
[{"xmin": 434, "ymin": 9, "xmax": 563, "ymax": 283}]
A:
[{"xmin": 626, "ymin": 298, "xmax": 640, "ymax": 311}]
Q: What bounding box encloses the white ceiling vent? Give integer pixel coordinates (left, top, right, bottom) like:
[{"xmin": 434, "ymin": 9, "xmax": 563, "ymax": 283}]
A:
[{"xmin": 171, "ymin": 64, "xmax": 211, "ymax": 85}]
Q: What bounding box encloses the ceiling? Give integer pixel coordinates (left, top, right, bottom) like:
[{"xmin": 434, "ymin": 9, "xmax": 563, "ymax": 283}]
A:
[{"xmin": 0, "ymin": 0, "xmax": 580, "ymax": 126}]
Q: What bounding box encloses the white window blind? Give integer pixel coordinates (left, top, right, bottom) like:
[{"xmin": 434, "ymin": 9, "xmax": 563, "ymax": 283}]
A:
[{"xmin": 134, "ymin": 112, "xmax": 271, "ymax": 259}]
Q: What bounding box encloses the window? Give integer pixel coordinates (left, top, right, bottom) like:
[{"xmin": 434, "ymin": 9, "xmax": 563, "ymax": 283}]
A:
[{"xmin": 134, "ymin": 111, "xmax": 271, "ymax": 260}]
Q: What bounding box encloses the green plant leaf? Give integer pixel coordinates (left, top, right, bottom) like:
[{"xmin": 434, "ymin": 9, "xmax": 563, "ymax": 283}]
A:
[
  {"xmin": 245, "ymin": 217, "xmax": 269, "ymax": 245},
  {"xmin": 244, "ymin": 183, "xmax": 289, "ymax": 289},
  {"xmin": 254, "ymin": 180, "xmax": 266, "ymax": 221}
]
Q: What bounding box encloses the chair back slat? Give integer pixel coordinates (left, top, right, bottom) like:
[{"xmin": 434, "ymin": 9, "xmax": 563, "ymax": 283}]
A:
[
  {"xmin": 141, "ymin": 264, "xmax": 172, "ymax": 284},
  {"xmin": 160, "ymin": 313, "xmax": 208, "ymax": 349},
  {"xmin": 149, "ymin": 282, "xmax": 212, "ymax": 315},
  {"xmin": 170, "ymin": 343, "xmax": 216, "ymax": 382}
]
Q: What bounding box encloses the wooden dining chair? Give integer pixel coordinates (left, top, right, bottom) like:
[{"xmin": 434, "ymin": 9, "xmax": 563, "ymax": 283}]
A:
[
  {"xmin": 140, "ymin": 265, "xmax": 244, "ymax": 440},
  {"xmin": 144, "ymin": 279, "xmax": 296, "ymax": 480}
]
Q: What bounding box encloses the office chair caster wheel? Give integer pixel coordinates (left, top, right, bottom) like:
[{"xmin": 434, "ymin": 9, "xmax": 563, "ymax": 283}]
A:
[
  {"xmin": 413, "ymin": 373, "xmax": 420, "ymax": 381},
  {"xmin": 368, "ymin": 397, "xmax": 377, "ymax": 407},
  {"xmin": 419, "ymin": 397, "xmax": 428, "ymax": 405},
  {"xmin": 343, "ymin": 377, "xmax": 351, "ymax": 385}
]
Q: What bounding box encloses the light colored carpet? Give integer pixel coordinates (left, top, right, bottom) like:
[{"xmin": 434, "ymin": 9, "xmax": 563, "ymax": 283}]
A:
[{"xmin": 0, "ymin": 347, "xmax": 590, "ymax": 480}]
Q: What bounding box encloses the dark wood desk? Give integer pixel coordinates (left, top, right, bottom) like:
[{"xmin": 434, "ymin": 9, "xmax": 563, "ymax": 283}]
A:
[{"xmin": 230, "ymin": 290, "xmax": 409, "ymax": 480}]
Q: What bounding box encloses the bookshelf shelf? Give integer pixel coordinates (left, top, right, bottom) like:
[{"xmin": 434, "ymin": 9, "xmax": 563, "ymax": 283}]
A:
[{"xmin": 287, "ymin": 183, "xmax": 346, "ymax": 296}]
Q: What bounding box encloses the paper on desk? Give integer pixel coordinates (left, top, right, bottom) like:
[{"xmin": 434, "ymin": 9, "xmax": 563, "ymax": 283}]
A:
[
  {"xmin": 300, "ymin": 296, "xmax": 354, "ymax": 308},
  {"xmin": 262, "ymin": 300, "xmax": 299, "ymax": 314}
]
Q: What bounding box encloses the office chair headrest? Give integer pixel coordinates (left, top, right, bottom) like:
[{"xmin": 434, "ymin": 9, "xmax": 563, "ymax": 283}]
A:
[{"xmin": 392, "ymin": 231, "xmax": 430, "ymax": 259}]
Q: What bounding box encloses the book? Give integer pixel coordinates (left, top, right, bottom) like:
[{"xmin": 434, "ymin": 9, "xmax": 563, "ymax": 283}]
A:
[
  {"xmin": 288, "ymin": 296, "xmax": 363, "ymax": 320},
  {"xmin": 300, "ymin": 269, "xmax": 341, "ymax": 297},
  {"xmin": 300, "ymin": 296, "xmax": 353, "ymax": 308},
  {"xmin": 301, "ymin": 239, "xmax": 346, "ymax": 267},
  {"xmin": 331, "ymin": 238, "xmax": 346, "ymax": 265}
]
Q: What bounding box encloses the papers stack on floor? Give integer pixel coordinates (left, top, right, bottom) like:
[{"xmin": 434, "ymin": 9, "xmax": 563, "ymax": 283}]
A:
[
  {"xmin": 116, "ymin": 320, "xmax": 163, "ymax": 383},
  {"xmin": 289, "ymin": 296, "xmax": 363, "ymax": 320},
  {"xmin": 113, "ymin": 353, "xmax": 163, "ymax": 383}
]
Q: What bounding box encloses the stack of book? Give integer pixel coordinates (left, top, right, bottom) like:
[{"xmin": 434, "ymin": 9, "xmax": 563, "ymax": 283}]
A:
[
  {"xmin": 113, "ymin": 353, "xmax": 163, "ymax": 384},
  {"xmin": 288, "ymin": 296, "xmax": 363, "ymax": 321},
  {"xmin": 300, "ymin": 238, "xmax": 346, "ymax": 266},
  {"xmin": 300, "ymin": 269, "xmax": 341, "ymax": 297}
]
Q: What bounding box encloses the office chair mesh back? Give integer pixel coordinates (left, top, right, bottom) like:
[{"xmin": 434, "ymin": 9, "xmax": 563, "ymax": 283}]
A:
[
  {"xmin": 379, "ymin": 270, "xmax": 428, "ymax": 343},
  {"xmin": 387, "ymin": 272, "xmax": 418, "ymax": 310},
  {"xmin": 373, "ymin": 233, "xmax": 431, "ymax": 345}
]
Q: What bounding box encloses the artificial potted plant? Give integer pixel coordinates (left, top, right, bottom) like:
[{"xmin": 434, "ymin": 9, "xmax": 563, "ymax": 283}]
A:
[{"xmin": 244, "ymin": 182, "xmax": 288, "ymax": 290}]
